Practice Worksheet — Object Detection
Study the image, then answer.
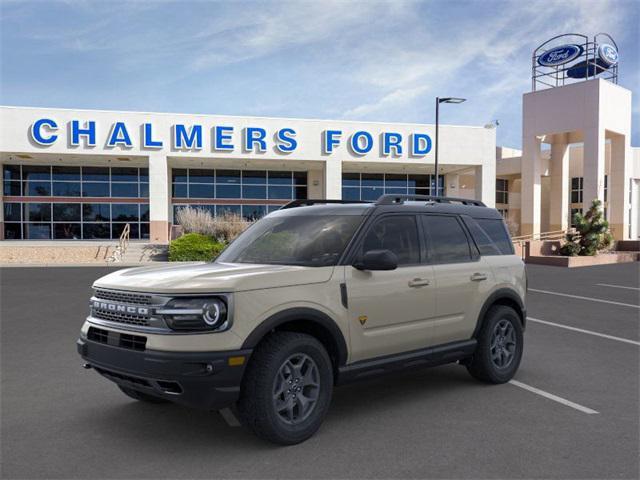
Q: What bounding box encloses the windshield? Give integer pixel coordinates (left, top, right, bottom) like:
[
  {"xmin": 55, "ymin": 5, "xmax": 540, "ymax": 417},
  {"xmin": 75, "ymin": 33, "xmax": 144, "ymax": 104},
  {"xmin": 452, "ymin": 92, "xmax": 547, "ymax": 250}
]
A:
[{"xmin": 217, "ymin": 214, "xmax": 363, "ymax": 267}]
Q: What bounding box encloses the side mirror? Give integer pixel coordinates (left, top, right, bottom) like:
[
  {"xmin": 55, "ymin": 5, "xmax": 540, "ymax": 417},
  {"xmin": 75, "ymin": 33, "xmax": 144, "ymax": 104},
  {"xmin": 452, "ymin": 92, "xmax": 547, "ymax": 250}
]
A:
[{"xmin": 353, "ymin": 249, "xmax": 398, "ymax": 271}]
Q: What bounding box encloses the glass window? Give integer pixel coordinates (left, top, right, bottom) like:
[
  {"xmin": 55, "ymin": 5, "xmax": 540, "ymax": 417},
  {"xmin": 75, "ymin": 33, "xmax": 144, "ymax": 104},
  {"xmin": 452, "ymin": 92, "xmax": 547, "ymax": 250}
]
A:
[
  {"xmin": 243, "ymin": 170, "xmax": 267, "ymax": 184},
  {"xmin": 172, "ymin": 168, "xmax": 188, "ymax": 183},
  {"xmin": 52, "ymin": 182, "xmax": 81, "ymax": 197},
  {"xmin": 360, "ymin": 215, "xmax": 420, "ymax": 265},
  {"xmin": 82, "ymin": 167, "xmax": 109, "ymax": 182},
  {"xmin": 22, "ymin": 165, "xmax": 50, "ymax": 181},
  {"xmin": 385, "ymin": 174, "xmax": 408, "ymax": 187},
  {"xmin": 422, "ymin": 215, "xmax": 471, "ymax": 264},
  {"xmin": 189, "ymin": 169, "xmax": 215, "ymax": 183},
  {"xmin": 342, "ymin": 187, "xmax": 360, "ymax": 201},
  {"xmin": 242, "ymin": 205, "xmax": 267, "ymax": 221},
  {"xmin": 216, "ymin": 184, "xmax": 241, "ymax": 198},
  {"xmin": 25, "ymin": 181, "xmax": 51, "ymax": 196},
  {"xmin": 82, "ymin": 182, "xmax": 110, "ymax": 197},
  {"xmin": 342, "ymin": 173, "xmax": 360, "ymax": 187},
  {"xmin": 4, "ymin": 202, "xmax": 22, "ymax": 221},
  {"xmin": 110, "ymin": 167, "xmax": 138, "ymax": 181},
  {"xmin": 361, "ymin": 173, "xmax": 384, "ymax": 187},
  {"xmin": 408, "ymin": 174, "xmax": 429, "ymax": 189},
  {"xmin": 140, "ymin": 204, "xmax": 150, "ymax": 222},
  {"xmin": 24, "ymin": 223, "xmax": 51, "ymax": 239},
  {"xmin": 571, "ymin": 177, "xmax": 583, "ymax": 203},
  {"xmin": 385, "ymin": 187, "xmax": 407, "ymax": 195},
  {"xmin": 218, "ymin": 214, "xmax": 363, "ymax": 267},
  {"xmin": 496, "ymin": 178, "xmax": 508, "ymax": 204},
  {"xmin": 3, "ymin": 164, "xmax": 21, "ymax": 181},
  {"xmin": 52, "ymin": 166, "xmax": 80, "ymax": 181},
  {"xmin": 54, "ymin": 223, "xmax": 81, "ymax": 239},
  {"xmin": 53, "ymin": 203, "xmax": 81, "ymax": 221},
  {"xmin": 268, "ymin": 171, "xmax": 292, "ymax": 185},
  {"xmin": 294, "ymin": 187, "xmax": 307, "ymax": 199},
  {"xmin": 172, "ymin": 183, "xmax": 187, "ymax": 198},
  {"xmin": 112, "ymin": 204, "xmax": 139, "ymax": 221},
  {"xmin": 3, "ymin": 181, "xmax": 21, "ymax": 196},
  {"xmin": 242, "ymin": 185, "xmax": 267, "ymax": 199},
  {"xmin": 268, "ymin": 186, "xmax": 292, "ymax": 200},
  {"xmin": 83, "ymin": 223, "xmax": 110, "ymax": 239},
  {"xmin": 25, "ymin": 203, "xmax": 51, "ymax": 222},
  {"xmin": 141, "ymin": 223, "xmax": 150, "ymax": 239},
  {"xmin": 140, "ymin": 183, "xmax": 149, "ymax": 197},
  {"xmin": 476, "ymin": 218, "xmax": 514, "ymax": 255},
  {"xmin": 111, "ymin": 183, "xmax": 138, "ymax": 197},
  {"xmin": 83, "ymin": 203, "xmax": 110, "ymax": 221},
  {"xmin": 188, "ymin": 183, "xmax": 216, "ymax": 199},
  {"xmin": 4, "ymin": 223, "xmax": 22, "ymax": 239},
  {"xmin": 217, "ymin": 205, "xmax": 241, "ymax": 217},
  {"xmin": 361, "ymin": 187, "xmax": 384, "ymax": 201},
  {"xmin": 139, "ymin": 168, "xmax": 149, "ymax": 182},
  {"xmin": 293, "ymin": 171, "xmax": 307, "ymax": 185},
  {"xmin": 216, "ymin": 170, "xmax": 241, "ymax": 184},
  {"xmin": 113, "ymin": 222, "xmax": 139, "ymax": 240}
]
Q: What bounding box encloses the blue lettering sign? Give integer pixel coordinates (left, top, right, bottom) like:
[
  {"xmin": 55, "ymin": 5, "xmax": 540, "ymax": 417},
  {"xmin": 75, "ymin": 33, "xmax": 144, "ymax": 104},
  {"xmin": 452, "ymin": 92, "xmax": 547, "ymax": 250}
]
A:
[
  {"xmin": 143, "ymin": 123, "xmax": 163, "ymax": 148},
  {"xmin": 275, "ymin": 128, "xmax": 297, "ymax": 153},
  {"xmin": 383, "ymin": 132, "xmax": 403, "ymax": 156},
  {"xmin": 244, "ymin": 127, "xmax": 267, "ymax": 152},
  {"xmin": 350, "ymin": 131, "xmax": 373, "ymax": 155},
  {"xmin": 30, "ymin": 118, "xmax": 58, "ymax": 145},
  {"xmin": 323, "ymin": 130, "xmax": 342, "ymax": 154},
  {"xmin": 173, "ymin": 124, "xmax": 202, "ymax": 150},
  {"xmin": 214, "ymin": 126, "xmax": 234, "ymax": 151},
  {"xmin": 71, "ymin": 120, "xmax": 96, "ymax": 147},
  {"xmin": 107, "ymin": 122, "xmax": 132, "ymax": 148},
  {"xmin": 411, "ymin": 133, "xmax": 432, "ymax": 156}
]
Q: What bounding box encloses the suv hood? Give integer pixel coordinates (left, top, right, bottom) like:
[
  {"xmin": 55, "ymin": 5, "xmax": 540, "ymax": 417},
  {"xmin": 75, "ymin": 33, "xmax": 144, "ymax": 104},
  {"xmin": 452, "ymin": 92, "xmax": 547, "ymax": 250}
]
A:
[{"xmin": 93, "ymin": 262, "xmax": 335, "ymax": 294}]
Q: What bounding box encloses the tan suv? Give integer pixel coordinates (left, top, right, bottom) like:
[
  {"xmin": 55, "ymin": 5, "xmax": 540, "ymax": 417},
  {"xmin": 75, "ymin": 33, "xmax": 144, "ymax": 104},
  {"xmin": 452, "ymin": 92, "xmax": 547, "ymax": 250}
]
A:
[{"xmin": 77, "ymin": 195, "xmax": 526, "ymax": 445}]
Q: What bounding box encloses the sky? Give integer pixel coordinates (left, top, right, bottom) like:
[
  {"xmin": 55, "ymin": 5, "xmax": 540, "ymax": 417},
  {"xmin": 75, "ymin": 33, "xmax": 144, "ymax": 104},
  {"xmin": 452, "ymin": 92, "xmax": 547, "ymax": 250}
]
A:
[{"xmin": 1, "ymin": 0, "xmax": 638, "ymax": 148}]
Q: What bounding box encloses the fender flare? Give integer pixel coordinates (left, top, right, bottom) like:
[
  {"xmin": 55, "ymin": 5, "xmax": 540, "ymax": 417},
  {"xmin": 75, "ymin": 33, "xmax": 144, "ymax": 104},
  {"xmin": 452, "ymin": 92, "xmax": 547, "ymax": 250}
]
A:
[
  {"xmin": 472, "ymin": 288, "xmax": 526, "ymax": 337},
  {"xmin": 241, "ymin": 307, "xmax": 348, "ymax": 367}
]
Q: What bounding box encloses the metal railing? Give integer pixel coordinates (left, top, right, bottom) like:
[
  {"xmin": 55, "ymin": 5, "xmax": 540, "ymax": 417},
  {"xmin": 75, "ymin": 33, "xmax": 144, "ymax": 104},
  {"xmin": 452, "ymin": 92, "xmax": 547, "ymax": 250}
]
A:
[{"xmin": 106, "ymin": 223, "xmax": 131, "ymax": 263}]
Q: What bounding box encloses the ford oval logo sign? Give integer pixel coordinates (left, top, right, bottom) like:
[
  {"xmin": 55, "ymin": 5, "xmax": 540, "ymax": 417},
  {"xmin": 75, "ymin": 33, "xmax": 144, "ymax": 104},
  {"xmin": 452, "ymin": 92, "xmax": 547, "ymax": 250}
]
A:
[
  {"xmin": 598, "ymin": 44, "xmax": 618, "ymax": 66},
  {"xmin": 538, "ymin": 44, "xmax": 583, "ymax": 67}
]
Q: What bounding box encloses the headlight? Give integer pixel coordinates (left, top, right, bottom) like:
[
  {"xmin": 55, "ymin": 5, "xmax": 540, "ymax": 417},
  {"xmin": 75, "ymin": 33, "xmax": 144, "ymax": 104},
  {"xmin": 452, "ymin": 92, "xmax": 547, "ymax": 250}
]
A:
[{"xmin": 156, "ymin": 297, "xmax": 229, "ymax": 332}]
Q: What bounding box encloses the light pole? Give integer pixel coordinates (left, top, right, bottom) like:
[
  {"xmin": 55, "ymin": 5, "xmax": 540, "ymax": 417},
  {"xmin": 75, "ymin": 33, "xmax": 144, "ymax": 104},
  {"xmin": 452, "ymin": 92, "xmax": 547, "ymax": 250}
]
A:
[{"xmin": 435, "ymin": 97, "xmax": 466, "ymax": 196}]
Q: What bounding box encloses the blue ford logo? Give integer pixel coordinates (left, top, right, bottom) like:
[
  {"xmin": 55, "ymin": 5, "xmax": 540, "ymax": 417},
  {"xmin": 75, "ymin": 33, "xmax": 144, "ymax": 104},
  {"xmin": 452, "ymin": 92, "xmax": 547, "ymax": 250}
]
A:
[
  {"xmin": 538, "ymin": 44, "xmax": 583, "ymax": 67},
  {"xmin": 598, "ymin": 44, "xmax": 618, "ymax": 66}
]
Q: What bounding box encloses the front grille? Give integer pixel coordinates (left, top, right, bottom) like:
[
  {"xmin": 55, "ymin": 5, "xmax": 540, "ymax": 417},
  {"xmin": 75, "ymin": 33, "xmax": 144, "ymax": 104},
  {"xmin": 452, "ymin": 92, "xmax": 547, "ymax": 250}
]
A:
[
  {"xmin": 92, "ymin": 309, "xmax": 150, "ymax": 327},
  {"xmin": 94, "ymin": 289, "xmax": 152, "ymax": 305},
  {"xmin": 87, "ymin": 326, "xmax": 147, "ymax": 351}
]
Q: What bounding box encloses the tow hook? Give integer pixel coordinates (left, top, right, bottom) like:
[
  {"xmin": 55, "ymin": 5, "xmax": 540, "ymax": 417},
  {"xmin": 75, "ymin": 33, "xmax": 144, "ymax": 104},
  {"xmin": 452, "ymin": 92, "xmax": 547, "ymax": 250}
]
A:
[{"xmin": 82, "ymin": 363, "xmax": 92, "ymax": 370}]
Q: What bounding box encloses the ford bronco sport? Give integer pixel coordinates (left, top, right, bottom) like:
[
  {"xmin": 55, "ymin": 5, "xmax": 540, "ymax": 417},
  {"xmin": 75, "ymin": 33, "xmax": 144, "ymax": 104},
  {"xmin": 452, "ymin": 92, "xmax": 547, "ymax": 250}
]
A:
[{"xmin": 77, "ymin": 194, "xmax": 526, "ymax": 445}]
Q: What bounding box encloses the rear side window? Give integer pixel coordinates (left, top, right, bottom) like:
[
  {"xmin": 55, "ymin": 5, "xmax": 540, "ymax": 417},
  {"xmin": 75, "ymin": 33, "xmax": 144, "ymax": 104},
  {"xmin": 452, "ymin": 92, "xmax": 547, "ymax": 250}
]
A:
[
  {"xmin": 422, "ymin": 215, "xmax": 472, "ymax": 264},
  {"xmin": 464, "ymin": 218, "xmax": 501, "ymax": 256},
  {"xmin": 475, "ymin": 218, "xmax": 514, "ymax": 255},
  {"xmin": 361, "ymin": 215, "xmax": 420, "ymax": 265}
]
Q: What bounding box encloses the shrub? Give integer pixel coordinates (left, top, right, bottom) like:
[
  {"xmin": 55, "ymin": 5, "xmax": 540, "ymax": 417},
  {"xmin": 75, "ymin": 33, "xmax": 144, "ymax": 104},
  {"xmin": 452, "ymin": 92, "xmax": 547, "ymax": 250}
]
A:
[
  {"xmin": 175, "ymin": 207, "xmax": 252, "ymax": 243},
  {"xmin": 168, "ymin": 233, "xmax": 225, "ymax": 262},
  {"xmin": 560, "ymin": 199, "xmax": 613, "ymax": 256}
]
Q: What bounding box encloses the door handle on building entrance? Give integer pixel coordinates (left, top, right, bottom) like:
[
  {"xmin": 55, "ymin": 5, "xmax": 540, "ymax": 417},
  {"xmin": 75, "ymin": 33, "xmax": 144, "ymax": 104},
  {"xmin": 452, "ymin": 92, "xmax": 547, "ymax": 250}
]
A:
[
  {"xmin": 408, "ymin": 278, "xmax": 430, "ymax": 287},
  {"xmin": 470, "ymin": 273, "xmax": 488, "ymax": 282}
]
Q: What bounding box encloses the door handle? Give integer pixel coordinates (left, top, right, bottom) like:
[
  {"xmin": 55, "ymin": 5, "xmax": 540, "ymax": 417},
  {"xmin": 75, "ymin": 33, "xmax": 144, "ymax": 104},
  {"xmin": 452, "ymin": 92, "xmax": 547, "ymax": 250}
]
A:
[
  {"xmin": 470, "ymin": 273, "xmax": 488, "ymax": 282},
  {"xmin": 408, "ymin": 278, "xmax": 431, "ymax": 287}
]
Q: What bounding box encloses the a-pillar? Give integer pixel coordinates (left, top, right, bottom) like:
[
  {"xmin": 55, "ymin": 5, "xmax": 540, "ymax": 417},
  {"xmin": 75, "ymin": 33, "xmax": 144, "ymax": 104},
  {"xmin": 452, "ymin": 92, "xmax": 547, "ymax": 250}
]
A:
[
  {"xmin": 521, "ymin": 135, "xmax": 543, "ymax": 236},
  {"xmin": 609, "ymin": 133, "xmax": 631, "ymax": 240},
  {"xmin": 324, "ymin": 159, "xmax": 342, "ymax": 199},
  {"xmin": 582, "ymin": 126, "xmax": 606, "ymax": 212},
  {"xmin": 549, "ymin": 134, "xmax": 570, "ymax": 232},
  {"xmin": 148, "ymin": 153, "xmax": 170, "ymax": 244},
  {"xmin": 474, "ymin": 163, "xmax": 496, "ymax": 208}
]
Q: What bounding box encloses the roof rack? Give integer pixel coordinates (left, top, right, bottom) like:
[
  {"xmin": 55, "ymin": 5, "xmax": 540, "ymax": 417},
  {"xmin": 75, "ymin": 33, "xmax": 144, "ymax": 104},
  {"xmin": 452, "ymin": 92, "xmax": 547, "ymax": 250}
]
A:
[
  {"xmin": 280, "ymin": 199, "xmax": 372, "ymax": 209},
  {"xmin": 375, "ymin": 194, "xmax": 486, "ymax": 207}
]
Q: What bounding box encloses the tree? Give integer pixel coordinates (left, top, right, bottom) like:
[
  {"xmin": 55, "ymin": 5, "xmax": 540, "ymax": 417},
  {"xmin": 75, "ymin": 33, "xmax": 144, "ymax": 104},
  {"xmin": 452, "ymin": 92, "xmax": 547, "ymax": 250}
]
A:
[{"xmin": 560, "ymin": 199, "xmax": 613, "ymax": 256}]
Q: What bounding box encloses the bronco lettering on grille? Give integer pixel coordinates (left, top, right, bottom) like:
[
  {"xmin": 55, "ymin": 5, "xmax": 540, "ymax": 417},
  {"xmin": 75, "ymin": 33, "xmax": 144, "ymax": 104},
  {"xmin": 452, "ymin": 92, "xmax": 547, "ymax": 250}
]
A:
[{"xmin": 91, "ymin": 300, "xmax": 149, "ymax": 316}]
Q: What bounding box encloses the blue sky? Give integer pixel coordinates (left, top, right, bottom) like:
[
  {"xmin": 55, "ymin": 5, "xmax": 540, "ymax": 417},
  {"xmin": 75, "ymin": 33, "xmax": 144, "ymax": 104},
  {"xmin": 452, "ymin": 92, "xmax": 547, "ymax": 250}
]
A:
[{"xmin": 1, "ymin": 0, "xmax": 638, "ymax": 148}]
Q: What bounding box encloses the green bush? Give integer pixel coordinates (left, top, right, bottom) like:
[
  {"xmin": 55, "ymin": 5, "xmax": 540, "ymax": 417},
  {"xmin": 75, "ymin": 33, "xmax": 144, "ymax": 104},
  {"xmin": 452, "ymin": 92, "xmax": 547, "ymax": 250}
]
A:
[
  {"xmin": 560, "ymin": 199, "xmax": 613, "ymax": 256},
  {"xmin": 169, "ymin": 233, "xmax": 226, "ymax": 262}
]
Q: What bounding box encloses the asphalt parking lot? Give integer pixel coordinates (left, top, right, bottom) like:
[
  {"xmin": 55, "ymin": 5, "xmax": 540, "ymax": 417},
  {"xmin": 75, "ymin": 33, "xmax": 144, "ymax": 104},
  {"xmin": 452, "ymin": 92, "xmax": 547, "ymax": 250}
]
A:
[{"xmin": 1, "ymin": 263, "xmax": 638, "ymax": 479}]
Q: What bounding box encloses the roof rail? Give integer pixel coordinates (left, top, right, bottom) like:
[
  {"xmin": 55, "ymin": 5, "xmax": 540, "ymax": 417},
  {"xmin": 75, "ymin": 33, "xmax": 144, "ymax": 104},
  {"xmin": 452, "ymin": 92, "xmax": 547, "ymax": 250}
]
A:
[
  {"xmin": 280, "ymin": 199, "xmax": 372, "ymax": 210},
  {"xmin": 375, "ymin": 194, "xmax": 486, "ymax": 207}
]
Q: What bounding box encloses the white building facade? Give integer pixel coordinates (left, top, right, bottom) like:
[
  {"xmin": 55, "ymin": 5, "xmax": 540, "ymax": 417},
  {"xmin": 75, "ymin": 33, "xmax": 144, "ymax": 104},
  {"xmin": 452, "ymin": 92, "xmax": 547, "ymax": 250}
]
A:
[{"xmin": 0, "ymin": 106, "xmax": 496, "ymax": 243}]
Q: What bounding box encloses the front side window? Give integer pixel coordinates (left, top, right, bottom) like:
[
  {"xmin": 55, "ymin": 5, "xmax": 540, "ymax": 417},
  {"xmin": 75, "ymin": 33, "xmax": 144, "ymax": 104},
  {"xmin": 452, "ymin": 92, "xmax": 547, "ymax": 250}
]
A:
[
  {"xmin": 217, "ymin": 215, "xmax": 363, "ymax": 267},
  {"xmin": 422, "ymin": 215, "xmax": 471, "ymax": 264},
  {"xmin": 359, "ymin": 215, "xmax": 420, "ymax": 266}
]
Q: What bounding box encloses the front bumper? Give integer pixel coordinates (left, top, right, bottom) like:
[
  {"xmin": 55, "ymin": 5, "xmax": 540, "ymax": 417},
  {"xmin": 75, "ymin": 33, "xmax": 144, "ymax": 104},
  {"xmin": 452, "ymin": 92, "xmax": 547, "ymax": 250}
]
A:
[{"xmin": 77, "ymin": 336, "xmax": 252, "ymax": 410}]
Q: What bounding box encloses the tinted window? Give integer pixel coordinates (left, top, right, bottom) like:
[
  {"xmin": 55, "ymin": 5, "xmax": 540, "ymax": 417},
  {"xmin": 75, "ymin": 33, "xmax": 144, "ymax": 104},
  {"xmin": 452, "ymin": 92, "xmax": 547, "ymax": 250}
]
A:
[
  {"xmin": 422, "ymin": 215, "xmax": 471, "ymax": 264},
  {"xmin": 361, "ymin": 215, "xmax": 420, "ymax": 265},
  {"xmin": 464, "ymin": 218, "xmax": 500, "ymax": 256},
  {"xmin": 476, "ymin": 218, "xmax": 514, "ymax": 255}
]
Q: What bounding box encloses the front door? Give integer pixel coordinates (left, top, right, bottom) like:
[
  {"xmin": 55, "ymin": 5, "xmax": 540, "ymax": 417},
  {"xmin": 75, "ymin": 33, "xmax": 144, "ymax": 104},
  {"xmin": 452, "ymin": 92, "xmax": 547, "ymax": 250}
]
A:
[{"xmin": 345, "ymin": 214, "xmax": 436, "ymax": 362}]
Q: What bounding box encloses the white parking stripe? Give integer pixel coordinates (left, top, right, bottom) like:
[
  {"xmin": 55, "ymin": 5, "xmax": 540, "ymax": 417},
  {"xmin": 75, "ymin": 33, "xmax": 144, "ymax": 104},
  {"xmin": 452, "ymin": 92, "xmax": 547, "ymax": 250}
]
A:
[
  {"xmin": 527, "ymin": 317, "xmax": 640, "ymax": 346},
  {"xmin": 529, "ymin": 288, "xmax": 640, "ymax": 309},
  {"xmin": 509, "ymin": 380, "xmax": 599, "ymax": 415},
  {"xmin": 596, "ymin": 283, "xmax": 640, "ymax": 291}
]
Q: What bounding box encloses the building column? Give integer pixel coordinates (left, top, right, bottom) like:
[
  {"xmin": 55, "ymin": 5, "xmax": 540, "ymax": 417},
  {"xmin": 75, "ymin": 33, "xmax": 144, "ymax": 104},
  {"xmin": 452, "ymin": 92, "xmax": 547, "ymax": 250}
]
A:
[
  {"xmin": 0, "ymin": 172, "xmax": 4, "ymax": 240},
  {"xmin": 582, "ymin": 126, "xmax": 606, "ymax": 212},
  {"xmin": 445, "ymin": 172, "xmax": 460, "ymax": 198},
  {"xmin": 474, "ymin": 162, "xmax": 495, "ymax": 207},
  {"xmin": 609, "ymin": 134, "xmax": 631, "ymax": 240},
  {"xmin": 521, "ymin": 135, "xmax": 543, "ymax": 236},
  {"xmin": 324, "ymin": 159, "xmax": 342, "ymax": 200},
  {"xmin": 148, "ymin": 153, "xmax": 170, "ymax": 244},
  {"xmin": 307, "ymin": 169, "xmax": 324, "ymax": 199},
  {"xmin": 549, "ymin": 134, "xmax": 570, "ymax": 232}
]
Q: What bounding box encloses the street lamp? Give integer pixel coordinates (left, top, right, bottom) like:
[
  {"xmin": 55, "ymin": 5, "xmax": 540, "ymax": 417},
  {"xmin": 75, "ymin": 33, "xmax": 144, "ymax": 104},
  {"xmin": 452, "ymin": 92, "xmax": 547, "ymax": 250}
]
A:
[{"xmin": 435, "ymin": 97, "xmax": 466, "ymax": 196}]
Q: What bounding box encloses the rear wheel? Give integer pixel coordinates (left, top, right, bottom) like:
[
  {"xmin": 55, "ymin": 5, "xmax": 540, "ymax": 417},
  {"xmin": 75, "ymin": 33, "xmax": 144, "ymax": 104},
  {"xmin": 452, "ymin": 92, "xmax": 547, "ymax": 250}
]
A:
[
  {"xmin": 237, "ymin": 331, "xmax": 333, "ymax": 445},
  {"xmin": 466, "ymin": 305, "xmax": 523, "ymax": 384},
  {"xmin": 118, "ymin": 385, "xmax": 168, "ymax": 404}
]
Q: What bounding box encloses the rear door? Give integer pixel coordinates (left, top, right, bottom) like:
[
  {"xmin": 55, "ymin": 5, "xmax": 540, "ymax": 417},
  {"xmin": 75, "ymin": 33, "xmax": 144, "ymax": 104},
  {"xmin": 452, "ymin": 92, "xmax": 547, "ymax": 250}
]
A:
[{"xmin": 421, "ymin": 214, "xmax": 493, "ymax": 345}]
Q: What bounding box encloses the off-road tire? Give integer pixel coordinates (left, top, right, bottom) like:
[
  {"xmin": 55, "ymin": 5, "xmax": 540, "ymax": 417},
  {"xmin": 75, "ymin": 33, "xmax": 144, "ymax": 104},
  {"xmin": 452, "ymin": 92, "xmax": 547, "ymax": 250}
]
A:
[
  {"xmin": 237, "ymin": 331, "xmax": 333, "ymax": 445},
  {"xmin": 118, "ymin": 385, "xmax": 168, "ymax": 404},
  {"xmin": 466, "ymin": 305, "xmax": 523, "ymax": 384}
]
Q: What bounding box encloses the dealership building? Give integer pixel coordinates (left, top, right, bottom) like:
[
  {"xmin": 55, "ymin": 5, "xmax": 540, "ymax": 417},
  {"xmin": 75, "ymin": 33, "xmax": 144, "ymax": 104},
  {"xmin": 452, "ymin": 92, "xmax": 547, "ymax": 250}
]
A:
[{"xmin": 0, "ymin": 34, "xmax": 638, "ymax": 246}]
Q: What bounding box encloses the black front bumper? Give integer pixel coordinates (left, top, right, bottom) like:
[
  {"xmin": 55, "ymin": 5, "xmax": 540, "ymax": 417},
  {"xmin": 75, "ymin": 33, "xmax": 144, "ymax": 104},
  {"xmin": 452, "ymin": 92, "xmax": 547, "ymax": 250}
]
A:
[{"xmin": 77, "ymin": 337, "xmax": 252, "ymax": 410}]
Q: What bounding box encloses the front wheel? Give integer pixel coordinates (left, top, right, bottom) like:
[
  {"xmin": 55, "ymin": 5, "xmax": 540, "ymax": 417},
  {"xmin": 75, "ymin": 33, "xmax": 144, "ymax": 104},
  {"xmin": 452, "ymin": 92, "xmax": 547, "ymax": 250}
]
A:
[
  {"xmin": 237, "ymin": 332, "xmax": 333, "ymax": 445},
  {"xmin": 466, "ymin": 305, "xmax": 523, "ymax": 384}
]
